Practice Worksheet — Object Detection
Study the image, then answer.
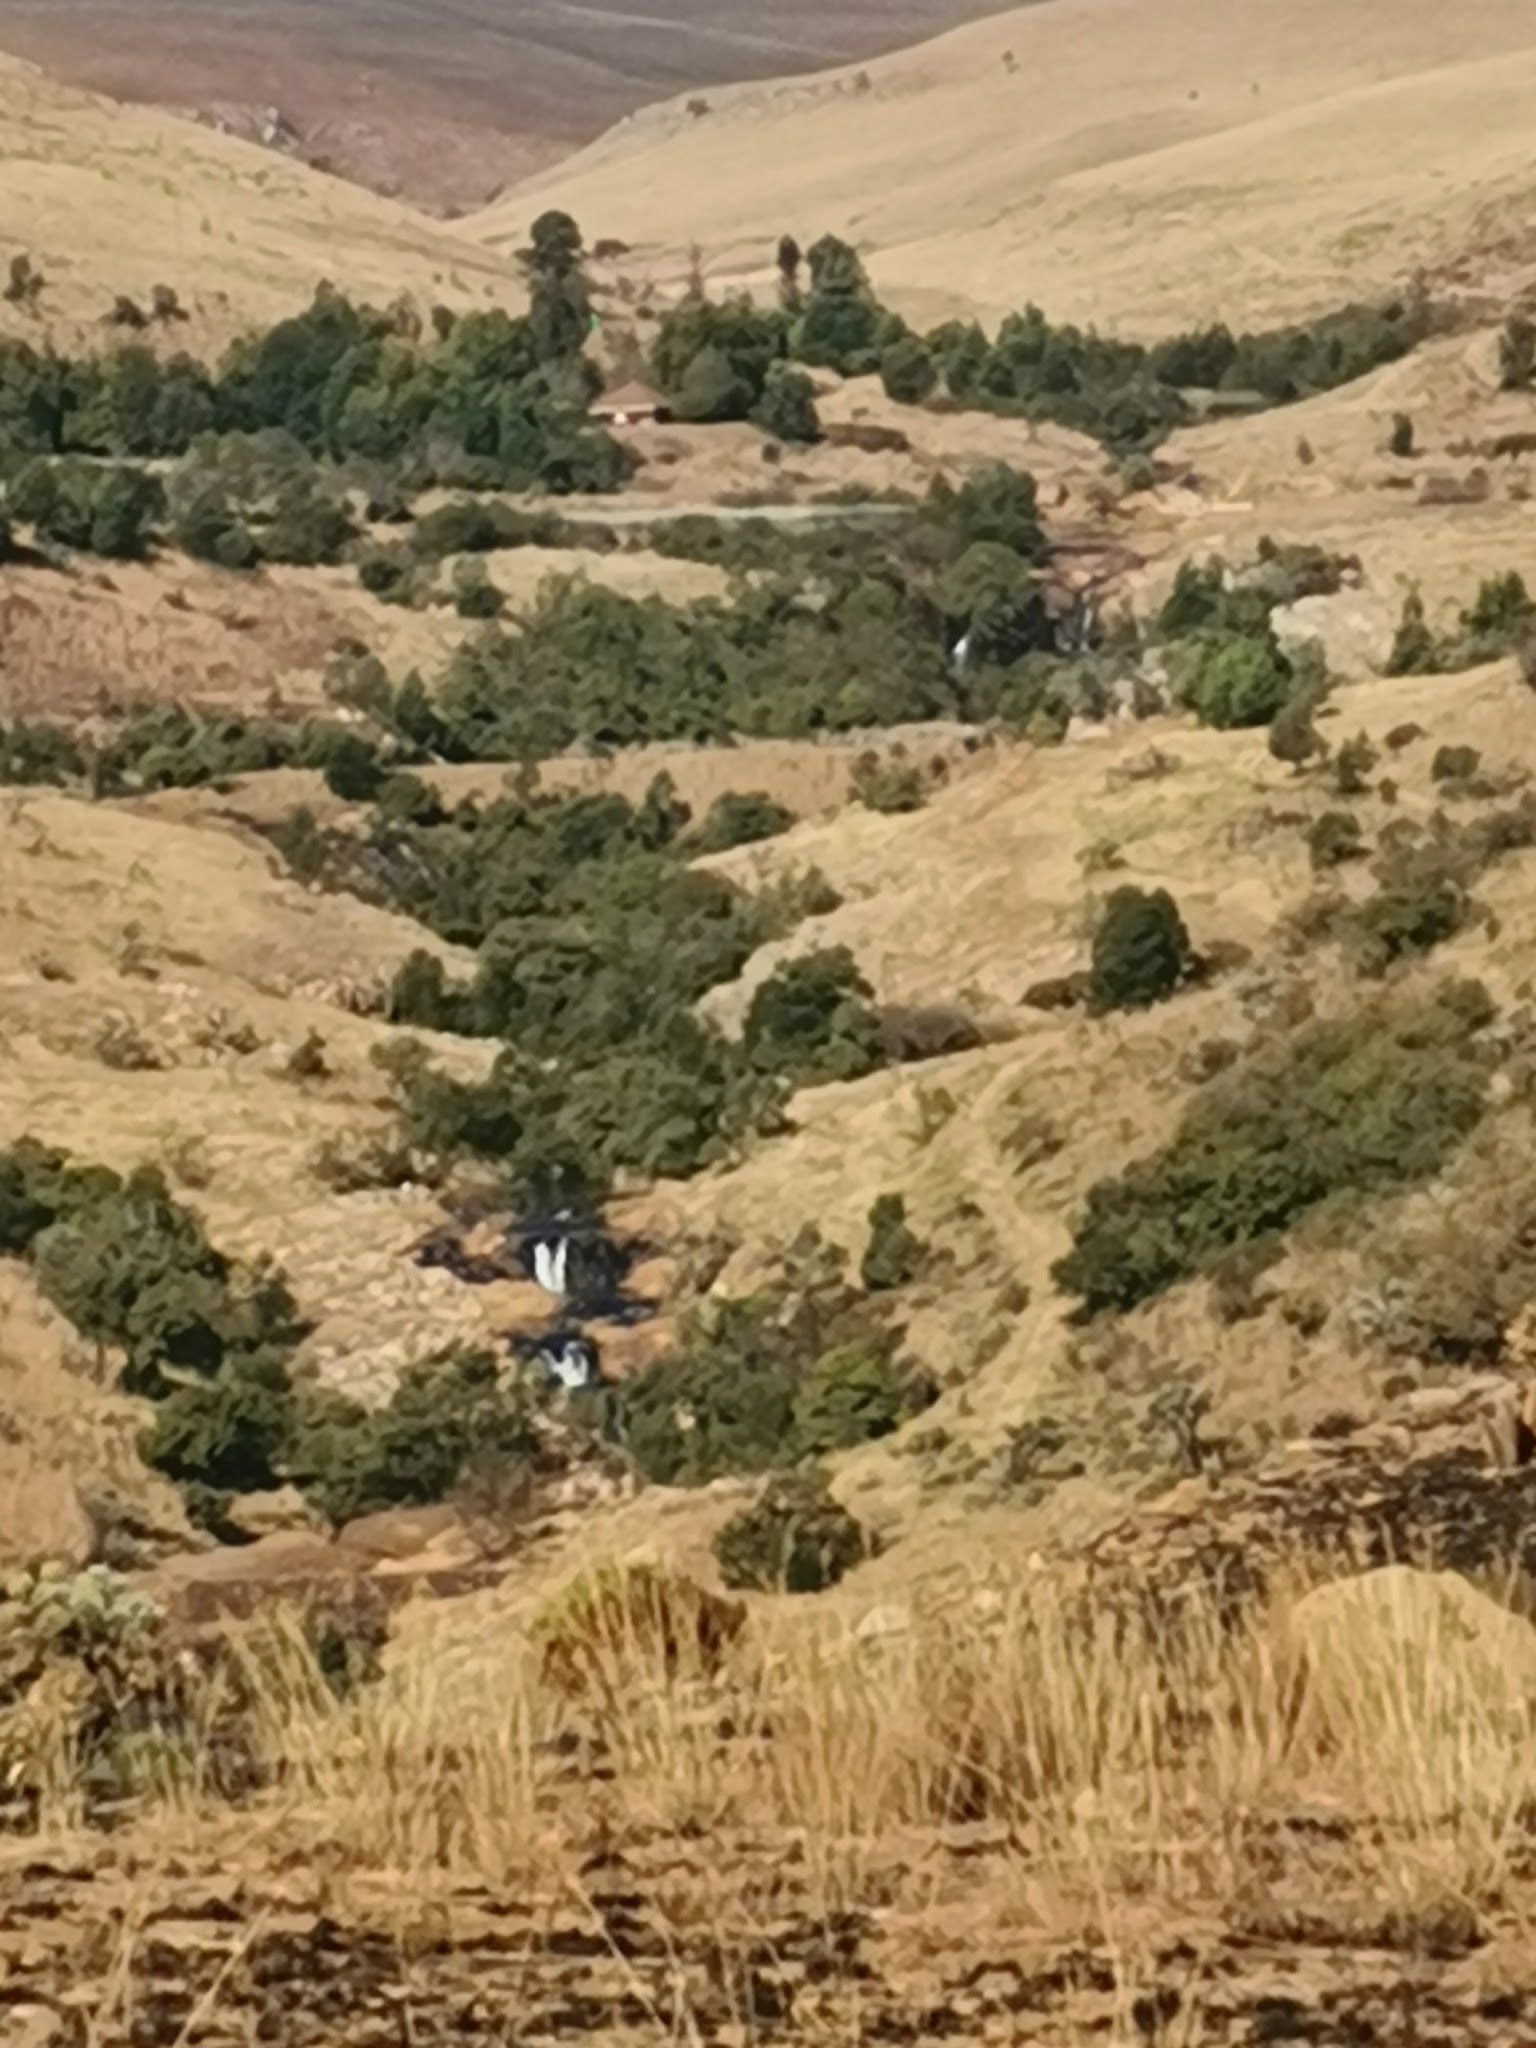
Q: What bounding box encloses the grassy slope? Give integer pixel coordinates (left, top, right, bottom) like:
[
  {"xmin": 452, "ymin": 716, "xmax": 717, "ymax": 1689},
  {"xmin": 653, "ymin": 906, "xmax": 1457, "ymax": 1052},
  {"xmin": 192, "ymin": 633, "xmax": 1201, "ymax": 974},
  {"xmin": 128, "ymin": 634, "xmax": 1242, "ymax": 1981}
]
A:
[
  {"xmin": 469, "ymin": 0, "xmax": 1536, "ymax": 331},
  {"xmin": 0, "ymin": 51, "xmax": 520, "ymax": 352}
]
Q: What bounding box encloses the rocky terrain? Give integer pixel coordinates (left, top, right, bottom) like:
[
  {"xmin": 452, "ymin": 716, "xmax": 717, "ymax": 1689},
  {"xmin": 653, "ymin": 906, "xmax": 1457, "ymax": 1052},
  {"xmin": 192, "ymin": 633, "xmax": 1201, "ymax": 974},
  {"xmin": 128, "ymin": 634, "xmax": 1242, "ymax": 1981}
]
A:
[{"xmin": 4, "ymin": 2, "xmax": 1536, "ymax": 2039}]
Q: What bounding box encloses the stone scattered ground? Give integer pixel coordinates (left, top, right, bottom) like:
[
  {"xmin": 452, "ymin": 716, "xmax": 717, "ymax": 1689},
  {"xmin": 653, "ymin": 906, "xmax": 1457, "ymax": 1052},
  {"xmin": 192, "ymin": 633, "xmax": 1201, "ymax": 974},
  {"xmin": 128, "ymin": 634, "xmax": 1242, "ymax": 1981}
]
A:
[{"xmin": 6, "ymin": 1836, "xmax": 1536, "ymax": 2047}]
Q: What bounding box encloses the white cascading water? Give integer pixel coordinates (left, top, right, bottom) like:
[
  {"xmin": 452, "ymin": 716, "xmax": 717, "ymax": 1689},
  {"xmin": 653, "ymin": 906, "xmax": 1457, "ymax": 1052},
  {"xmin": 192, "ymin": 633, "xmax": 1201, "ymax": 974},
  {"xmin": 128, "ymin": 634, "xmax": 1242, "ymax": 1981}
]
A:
[
  {"xmin": 532, "ymin": 1236, "xmax": 570, "ymax": 1297},
  {"xmin": 543, "ymin": 1339, "xmax": 595, "ymax": 1390}
]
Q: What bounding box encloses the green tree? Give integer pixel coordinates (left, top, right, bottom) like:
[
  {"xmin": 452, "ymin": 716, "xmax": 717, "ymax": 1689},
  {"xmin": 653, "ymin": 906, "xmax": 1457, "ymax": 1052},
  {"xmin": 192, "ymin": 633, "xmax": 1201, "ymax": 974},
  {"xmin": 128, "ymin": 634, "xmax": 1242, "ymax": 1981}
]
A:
[
  {"xmin": 87, "ymin": 466, "xmax": 162, "ymax": 559},
  {"xmin": 880, "ymin": 336, "xmax": 937, "ymax": 405},
  {"xmin": 1087, "ymin": 885, "xmax": 1193, "ymax": 1015},
  {"xmin": 1176, "ymin": 631, "xmax": 1293, "ymax": 728},
  {"xmin": 713, "ymin": 1470, "xmax": 871, "ymax": 1593},
  {"xmin": 752, "ymin": 362, "xmax": 820, "ymax": 443},
  {"xmin": 672, "ymin": 342, "xmax": 755, "ymax": 423},
  {"xmin": 860, "ymin": 1193, "xmax": 924, "ymax": 1291},
  {"xmin": 948, "ymin": 462, "xmax": 1046, "ymax": 559},
  {"xmin": 318, "ymin": 731, "xmax": 385, "ymax": 803},
  {"xmin": 743, "ymin": 946, "xmax": 885, "ymax": 1084}
]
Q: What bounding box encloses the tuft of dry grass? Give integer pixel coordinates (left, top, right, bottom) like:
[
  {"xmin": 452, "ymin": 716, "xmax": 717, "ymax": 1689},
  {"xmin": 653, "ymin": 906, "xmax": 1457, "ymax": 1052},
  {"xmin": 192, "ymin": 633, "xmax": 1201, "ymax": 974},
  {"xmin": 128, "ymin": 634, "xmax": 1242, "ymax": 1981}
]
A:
[{"xmin": 75, "ymin": 1560, "xmax": 1534, "ymax": 1950}]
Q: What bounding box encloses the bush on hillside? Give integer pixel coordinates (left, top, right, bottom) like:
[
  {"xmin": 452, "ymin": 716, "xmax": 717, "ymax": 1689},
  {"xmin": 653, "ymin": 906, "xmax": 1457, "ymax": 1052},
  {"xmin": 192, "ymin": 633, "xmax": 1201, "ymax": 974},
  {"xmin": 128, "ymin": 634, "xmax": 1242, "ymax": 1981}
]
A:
[
  {"xmin": 1174, "ymin": 630, "xmax": 1295, "ymax": 729},
  {"xmin": 1053, "ymin": 980, "xmax": 1496, "ymax": 1313},
  {"xmin": 849, "ymin": 749, "xmax": 930, "ymax": 813},
  {"xmin": 1087, "ymin": 886, "xmax": 1194, "ymax": 1014},
  {"xmin": 743, "ymin": 946, "xmax": 886, "ymax": 1084},
  {"xmin": 860, "ymin": 1192, "xmax": 924, "ymax": 1291},
  {"xmin": 609, "ymin": 1260, "xmax": 930, "ymax": 1484},
  {"xmin": 879, "ymin": 336, "xmax": 938, "ymax": 405},
  {"xmin": 752, "ymin": 362, "xmax": 820, "ymax": 443},
  {"xmin": 713, "ymin": 1469, "xmax": 872, "ymax": 1593},
  {"xmin": 1307, "ymin": 810, "xmax": 1366, "ymax": 870},
  {"xmin": 289, "ymin": 1350, "xmax": 540, "ymax": 1529},
  {"xmin": 686, "ymin": 789, "xmax": 796, "ymax": 852}
]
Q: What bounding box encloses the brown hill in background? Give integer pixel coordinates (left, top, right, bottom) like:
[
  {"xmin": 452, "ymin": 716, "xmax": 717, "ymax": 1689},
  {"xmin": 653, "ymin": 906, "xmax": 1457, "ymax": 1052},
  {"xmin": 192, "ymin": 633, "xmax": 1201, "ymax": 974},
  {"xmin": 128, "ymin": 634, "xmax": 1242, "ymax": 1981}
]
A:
[
  {"xmin": 476, "ymin": 0, "xmax": 1536, "ymax": 331},
  {"xmin": 0, "ymin": 0, "xmax": 1005, "ymax": 211}
]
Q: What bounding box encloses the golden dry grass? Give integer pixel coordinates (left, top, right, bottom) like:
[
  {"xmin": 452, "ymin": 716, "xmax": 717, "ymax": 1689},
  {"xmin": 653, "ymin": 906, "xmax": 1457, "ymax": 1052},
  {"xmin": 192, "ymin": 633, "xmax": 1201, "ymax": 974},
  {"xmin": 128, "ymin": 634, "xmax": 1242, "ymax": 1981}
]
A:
[
  {"xmin": 473, "ymin": 0, "xmax": 1536, "ymax": 332},
  {"xmin": 30, "ymin": 1557, "xmax": 1536, "ymax": 1976},
  {"xmin": 0, "ymin": 50, "xmax": 519, "ymax": 353}
]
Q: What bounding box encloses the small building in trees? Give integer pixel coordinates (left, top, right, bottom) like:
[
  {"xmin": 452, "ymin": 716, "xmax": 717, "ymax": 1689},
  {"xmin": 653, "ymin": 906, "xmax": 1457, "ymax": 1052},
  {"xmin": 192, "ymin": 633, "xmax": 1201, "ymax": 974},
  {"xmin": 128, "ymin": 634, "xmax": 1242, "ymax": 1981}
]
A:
[{"xmin": 593, "ymin": 377, "xmax": 670, "ymax": 428}]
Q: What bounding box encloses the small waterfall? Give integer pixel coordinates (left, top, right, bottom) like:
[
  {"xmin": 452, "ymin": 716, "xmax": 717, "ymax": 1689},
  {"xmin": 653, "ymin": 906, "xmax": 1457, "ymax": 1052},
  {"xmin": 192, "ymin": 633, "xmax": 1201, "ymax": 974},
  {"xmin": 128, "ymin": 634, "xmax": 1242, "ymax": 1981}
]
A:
[
  {"xmin": 540, "ymin": 1337, "xmax": 598, "ymax": 1390},
  {"xmin": 513, "ymin": 1328, "xmax": 601, "ymax": 1390},
  {"xmin": 532, "ymin": 1236, "xmax": 570, "ymax": 1297}
]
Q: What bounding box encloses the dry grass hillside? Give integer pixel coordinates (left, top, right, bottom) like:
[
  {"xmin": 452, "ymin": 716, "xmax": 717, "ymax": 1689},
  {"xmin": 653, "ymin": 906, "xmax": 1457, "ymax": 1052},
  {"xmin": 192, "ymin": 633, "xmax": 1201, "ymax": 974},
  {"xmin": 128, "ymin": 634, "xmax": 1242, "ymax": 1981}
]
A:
[
  {"xmin": 475, "ymin": 0, "xmax": 1536, "ymax": 331},
  {"xmin": 0, "ymin": 52, "xmax": 519, "ymax": 351},
  {"xmin": 17, "ymin": 13, "xmax": 1536, "ymax": 2036}
]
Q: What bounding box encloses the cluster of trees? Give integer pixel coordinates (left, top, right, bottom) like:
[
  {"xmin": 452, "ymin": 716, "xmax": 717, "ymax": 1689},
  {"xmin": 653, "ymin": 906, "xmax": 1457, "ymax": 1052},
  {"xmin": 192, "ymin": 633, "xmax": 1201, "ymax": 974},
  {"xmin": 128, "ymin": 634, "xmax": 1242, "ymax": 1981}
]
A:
[
  {"xmin": 1385, "ymin": 572, "xmax": 1536, "ymax": 677},
  {"xmin": 4, "ymin": 457, "xmax": 164, "ymax": 559},
  {"xmin": 1053, "ymin": 979, "xmax": 1497, "ymax": 1313},
  {"xmin": 0, "ymin": 215, "xmax": 625, "ymax": 518},
  {"xmin": 0, "ymin": 698, "xmax": 430, "ymax": 798},
  {"xmin": 1152, "ymin": 540, "xmax": 1359, "ymax": 732},
  {"xmin": 599, "ymin": 1226, "xmax": 936, "ymax": 1485},
  {"xmin": 0, "ymin": 1138, "xmax": 544, "ymax": 1534},
  {"xmin": 349, "ymin": 463, "xmax": 1051, "ymax": 762},
  {"xmin": 271, "ymin": 774, "xmax": 964, "ymax": 1194},
  {"xmin": 651, "ymin": 233, "xmax": 1426, "ymax": 453}
]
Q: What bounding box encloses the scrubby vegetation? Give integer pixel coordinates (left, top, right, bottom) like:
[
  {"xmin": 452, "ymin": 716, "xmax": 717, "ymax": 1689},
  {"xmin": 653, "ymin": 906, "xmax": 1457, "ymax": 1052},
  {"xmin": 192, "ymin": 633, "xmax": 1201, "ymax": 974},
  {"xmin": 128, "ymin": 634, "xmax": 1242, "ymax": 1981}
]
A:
[
  {"xmin": 605, "ymin": 1242, "xmax": 934, "ymax": 1484},
  {"xmin": 1054, "ymin": 980, "xmax": 1498, "ymax": 1313},
  {"xmin": 713, "ymin": 1469, "xmax": 871, "ymax": 1592},
  {"xmin": 1385, "ymin": 574, "xmax": 1536, "ymax": 676},
  {"xmin": 0, "ymin": 1139, "xmax": 547, "ymax": 1536},
  {"xmin": 1087, "ymin": 887, "xmax": 1195, "ymax": 1014},
  {"xmin": 656, "ymin": 234, "xmax": 1423, "ymax": 452},
  {"xmin": 0, "ymin": 223, "xmax": 624, "ymax": 494}
]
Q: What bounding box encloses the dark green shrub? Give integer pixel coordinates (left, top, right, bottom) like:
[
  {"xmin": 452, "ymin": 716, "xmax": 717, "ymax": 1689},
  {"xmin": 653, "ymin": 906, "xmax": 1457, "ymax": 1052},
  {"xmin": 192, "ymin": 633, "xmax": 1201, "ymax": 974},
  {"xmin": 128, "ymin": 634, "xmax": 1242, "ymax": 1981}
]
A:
[
  {"xmin": 1385, "ymin": 589, "xmax": 1439, "ymax": 676},
  {"xmin": 452, "ymin": 558, "xmax": 505, "ymax": 619},
  {"xmin": 948, "ymin": 462, "xmax": 1046, "ymax": 559},
  {"xmin": 1087, "ymin": 886, "xmax": 1194, "ymax": 1014},
  {"xmin": 290, "ymin": 1350, "xmax": 539, "ymax": 1528},
  {"xmin": 317, "ymin": 731, "xmax": 386, "ymax": 803},
  {"xmin": 1176, "ymin": 631, "xmax": 1293, "ymax": 729},
  {"xmin": 1348, "ymin": 864, "xmax": 1467, "ymax": 976},
  {"xmin": 752, "ymin": 362, "xmax": 820, "ymax": 443},
  {"xmin": 687, "ymin": 789, "xmax": 795, "ymax": 852},
  {"xmin": 1387, "ymin": 412, "xmax": 1415, "ymax": 457},
  {"xmin": 1307, "ymin": 811, "xmax": 1365, "ymax": 870},
  {"xmin": 140, "ymin": 1358, "xmax": 293, "ymax": 1501},
  {"xmin": 880, "ymin": 337, "xmax": 937, "ymax": 405},
  {"xmin": 1331, "ymin": 731, "xmax": 1379, "ymax": 796},
  {"xmin": 1432, "ymin": 744, "xmax": 1482, "ymax": 785},
  {"xmin": 849, "ymin": 750, "xmax": 928, "ymax": 813},
  {"xmin": 713, "ymin": 1470, "xmax": 871, "ymax": 1593},
  {"xmin": 743, "ymin": 946, "xmax": 886, "ymax": 1084},
  {"xmin": 0, "ymin": 718, "xmax": 86, "ymax": 786},
  {"xmin": 1054, "ymin": 981, "xmax": 1495, "ymax": 1313},
  {"xmin": 1268, "ymin": 691, "xmax": 1326, "ymax": 770},
  {"xmin": 791, "ymin": 1341, "xmax": 922, "ymax": 1454},
  {"xmin": 860, "ymin": 1192, "xmax": 923, "ymax": 1291},
  {"xmin": 610, "ymin": 1253, "xmax": 924, "ymax": 1484}
]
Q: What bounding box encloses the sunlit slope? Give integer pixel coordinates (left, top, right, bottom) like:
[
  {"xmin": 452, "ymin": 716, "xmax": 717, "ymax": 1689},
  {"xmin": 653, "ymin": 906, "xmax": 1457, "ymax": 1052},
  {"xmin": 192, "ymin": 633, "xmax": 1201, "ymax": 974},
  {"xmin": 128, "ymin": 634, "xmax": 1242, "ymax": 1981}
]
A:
[
  {"xmin": 0, "ymin": 52, "xmax": 520, "ymax": 351},
  {"xmin": 471, "ymin": 0, "xmax": 1536, "ymax": 332}
]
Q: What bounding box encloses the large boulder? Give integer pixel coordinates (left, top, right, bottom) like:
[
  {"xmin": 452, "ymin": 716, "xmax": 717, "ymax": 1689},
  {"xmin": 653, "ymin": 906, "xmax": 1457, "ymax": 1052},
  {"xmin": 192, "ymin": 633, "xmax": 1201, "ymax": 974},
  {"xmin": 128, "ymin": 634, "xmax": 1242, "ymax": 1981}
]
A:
[{"xmin": 1283, "ymin": 1565, "xmax": 1536, "ymax": 1752}]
